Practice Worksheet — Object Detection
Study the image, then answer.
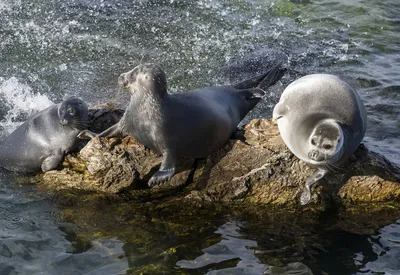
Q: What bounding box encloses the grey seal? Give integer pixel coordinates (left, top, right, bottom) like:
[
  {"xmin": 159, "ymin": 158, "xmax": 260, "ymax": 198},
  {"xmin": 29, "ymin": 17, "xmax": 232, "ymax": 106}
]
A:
[
  {"xmin": 80, "ymin": 63, "xmax": 285, "ymax": 187},
  {"xmin": 273, "ymin": 74, "xmax": 367, "ymax": 205},
  {"xmin": 0, "ymin": 97, "xmax": 89, "ymax": 173}
]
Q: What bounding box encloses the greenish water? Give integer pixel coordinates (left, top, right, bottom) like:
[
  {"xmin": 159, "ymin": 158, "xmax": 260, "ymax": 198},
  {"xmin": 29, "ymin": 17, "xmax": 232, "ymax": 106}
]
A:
[{"xmin": 0, "ymin": 0, "xmax": 399, "ymax": 274}]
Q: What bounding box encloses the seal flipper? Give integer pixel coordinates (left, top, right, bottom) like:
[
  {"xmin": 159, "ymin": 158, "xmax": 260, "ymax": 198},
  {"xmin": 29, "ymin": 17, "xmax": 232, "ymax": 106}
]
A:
[
  {"xmin": 233, "ymin": 63, "xmax": 286, "ymax": 90},
  {"xmin": 237, "ymin": 88, "xmax": 265, "ymax": 100},
  {"xmin": 41, "ymin": 151, "xmax": 64, "ymax": 172},
  {"xmin": 78, "ymin": 123, "xmax": 123, "ymax": 140},
  {"xmin": 300, "ymin": 168, "xmax": 328, "ymax": 205},
  {"xmin": 273, "ymin": 102, "xmax": 287, "ymax": 121},
  {"xmin": 148, "ymin": 150, "xmax": 177, "ymax": 187},
  {"xmin": 349, "ymin": 154, "xmax": 357, "ymax": 162},
  {"xmin": 78, "ymin": 130, "xmax": 97, "ymax": 139},
  {"xmin": 97, "ymin": 123, "xmax": 123, "ymax": 138}
]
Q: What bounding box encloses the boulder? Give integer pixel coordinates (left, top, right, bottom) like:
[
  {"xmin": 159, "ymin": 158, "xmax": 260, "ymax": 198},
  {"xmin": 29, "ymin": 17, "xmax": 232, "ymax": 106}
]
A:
[{"xmin": 36, "ymin": 104, "xmax": 400, "ymax": 207}]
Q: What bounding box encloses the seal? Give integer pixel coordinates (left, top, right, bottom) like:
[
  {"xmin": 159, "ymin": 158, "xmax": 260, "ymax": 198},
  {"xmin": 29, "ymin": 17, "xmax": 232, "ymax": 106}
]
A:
[
  {"xmin": 272, "ymin": 74, "xmax": 367, "ymax": 205},
  {"xmin": 80, "ymin": 63, "xmax": 285, "ymax": 187},
  {"xmin": 0, "ymin": 97, "xmax": 89, "ymax": 173}
]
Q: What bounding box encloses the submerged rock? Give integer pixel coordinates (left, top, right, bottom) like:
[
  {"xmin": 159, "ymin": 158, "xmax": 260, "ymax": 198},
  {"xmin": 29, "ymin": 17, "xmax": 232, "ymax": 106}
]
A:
[{"xmin": 37, "ymin": 104, "xmax": 400, "ymax": 206}]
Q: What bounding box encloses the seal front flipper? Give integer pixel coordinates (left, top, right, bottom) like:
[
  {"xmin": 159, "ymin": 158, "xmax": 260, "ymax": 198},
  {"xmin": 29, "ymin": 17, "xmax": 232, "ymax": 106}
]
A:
[
  {"xmin": 41, "ymin": 151, "xmax": 65, "ymax": 172},
  {"xmin": 148, "ymin": 150, "xmax": 177, "ymax": 187},
  {"xmin": 78, "ymin": 123, "xmax": 123, "ymax": 140},
  {"xmin": 78, "ymin": 130, "xmax": 97, "ymax": 139},
  {"xmin": 300, "ymin": 168, "xmax": 328, "ymax": 205},
  {"xmin": 349, "ymin": 154, "xmax": 357, "ymax": 162},
  {"xmin": 272, "ymin": 102, "xmax": 288, "ymax": 122},
  {"xmin": 96, "ymin": 123, "xmax": 123, "ymax": 138}
]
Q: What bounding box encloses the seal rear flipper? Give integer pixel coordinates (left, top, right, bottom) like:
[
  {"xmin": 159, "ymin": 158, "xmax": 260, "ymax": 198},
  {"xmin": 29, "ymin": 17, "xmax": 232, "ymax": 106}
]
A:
[
  {"xmin": 300, "ymin": 168, "xmax": 328, "ymax": 205},
  {"xmin": 148, "ymin": 150, "xmax": 177, "ymax": 187},
  {"xmin": 233, "ymin": 62, "xmax": 286, "ymax": 90},
  {"xmin": 41, "ymin": 152, "xmax": 64, "ymax": 172},
  {"xmin": 237, "ymin": 88, "xmax": 265, "ymax": 100}
]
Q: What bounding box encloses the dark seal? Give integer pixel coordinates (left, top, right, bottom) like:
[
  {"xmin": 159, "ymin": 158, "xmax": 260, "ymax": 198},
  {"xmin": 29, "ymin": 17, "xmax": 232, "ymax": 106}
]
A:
[
  {"xmin": 80, "ymin": 63, "xmax": 285, "ymax": 186},
  {"xmin": 0, "ymin": 97, "xmax": 89, "ymax": 173}
]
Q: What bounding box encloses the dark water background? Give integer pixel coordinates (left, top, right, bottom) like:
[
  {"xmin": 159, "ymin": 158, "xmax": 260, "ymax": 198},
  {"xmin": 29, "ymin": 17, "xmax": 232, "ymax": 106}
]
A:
[{"xmin": 0, "ymin": 0, "xmax": 399, "ymax": 274}]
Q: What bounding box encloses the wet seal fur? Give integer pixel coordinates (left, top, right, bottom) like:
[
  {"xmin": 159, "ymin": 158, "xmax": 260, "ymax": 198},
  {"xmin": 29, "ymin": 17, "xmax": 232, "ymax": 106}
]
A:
[
  {"xmin": 80, "ymin": 63, "xmax": 285, "ymax": 187},
  {"xmin": 273, "ymin": 74, "xmax": 367, "ymax": 205},
  {"xmin": 0, "ymin": 97, "xmax": 89, "ymax": 173}
]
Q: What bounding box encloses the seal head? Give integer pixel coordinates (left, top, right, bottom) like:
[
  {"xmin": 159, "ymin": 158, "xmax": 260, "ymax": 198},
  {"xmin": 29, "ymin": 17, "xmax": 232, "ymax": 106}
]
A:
[
  {"xmin": 307, "ymin": 119, "xmax": 343, "ymax": 164},
  {"xmin": 58, "ymin": 97, "xmax": 89, "ymax": 129}
]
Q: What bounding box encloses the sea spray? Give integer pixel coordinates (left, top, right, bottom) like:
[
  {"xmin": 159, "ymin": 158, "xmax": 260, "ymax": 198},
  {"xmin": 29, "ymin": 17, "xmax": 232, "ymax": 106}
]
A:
[{"xmin": 0, "ymin": 77, "xmax": 53, "ymax": 133}]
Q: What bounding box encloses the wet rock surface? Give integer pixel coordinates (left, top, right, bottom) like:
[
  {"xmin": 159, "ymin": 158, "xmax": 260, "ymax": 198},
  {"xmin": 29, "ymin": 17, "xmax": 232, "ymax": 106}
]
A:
[{"xmin": 36, "ymin": 104, "xmax": 400, "ymax": 207}]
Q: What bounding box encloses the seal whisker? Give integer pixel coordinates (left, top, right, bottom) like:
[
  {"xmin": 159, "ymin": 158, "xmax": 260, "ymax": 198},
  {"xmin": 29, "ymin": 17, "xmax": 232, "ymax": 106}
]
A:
[
  {"xmin": 323, "ymin": 163, "xmax": 334, "ymax": 172},
  {"xmin": 71, "ymin": 120, "xmax": 88, "ymax": 131},
  {"xmin": 329, "ymin": 161, "xmax": 344, "ymax": 171},
  {"xmin": 139, "ymin": 55, "xmax": 145, "ymax": 65},
  {"xmin": 327, "ymin": 163, "xmax": 335, "ymax": 172}
]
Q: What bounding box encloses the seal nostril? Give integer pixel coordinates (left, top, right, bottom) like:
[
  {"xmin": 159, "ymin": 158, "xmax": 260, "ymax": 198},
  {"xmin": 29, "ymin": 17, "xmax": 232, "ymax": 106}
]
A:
[{"xmin": 60, "ymin": 119, "xmax": 68, "ymax": 126}]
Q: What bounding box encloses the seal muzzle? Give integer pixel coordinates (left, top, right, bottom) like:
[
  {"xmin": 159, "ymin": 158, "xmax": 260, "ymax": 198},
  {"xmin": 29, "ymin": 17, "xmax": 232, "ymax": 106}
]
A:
[{"xmin": 308, "ymin": 149, "xmax": 324, "ymax": 162}]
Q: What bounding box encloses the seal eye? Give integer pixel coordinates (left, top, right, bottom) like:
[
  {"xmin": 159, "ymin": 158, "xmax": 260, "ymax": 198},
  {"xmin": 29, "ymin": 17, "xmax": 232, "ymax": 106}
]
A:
[
  {"xmin": 323, "ymin": 144, "xmax": 332, "ymax": 150},
  {"xmin": 68, "ymin": 108, "xmax": 75, "ymax": 116},
  {"xmin": 311, "ymin": 138, "xmax": 317, "ymax": 146}
]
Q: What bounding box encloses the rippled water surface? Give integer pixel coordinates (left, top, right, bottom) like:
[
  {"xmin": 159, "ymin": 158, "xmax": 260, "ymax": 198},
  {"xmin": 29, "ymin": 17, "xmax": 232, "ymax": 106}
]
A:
[{"xmin": 0, "ymin": 0, "xmax": 399, "ymax": 274}]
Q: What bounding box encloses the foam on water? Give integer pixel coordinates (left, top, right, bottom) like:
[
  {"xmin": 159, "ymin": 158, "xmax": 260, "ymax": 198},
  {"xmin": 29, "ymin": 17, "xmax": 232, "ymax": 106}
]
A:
[{"xmin": 0, "ymin": 77, "xmax": 53, "ymax": 133}]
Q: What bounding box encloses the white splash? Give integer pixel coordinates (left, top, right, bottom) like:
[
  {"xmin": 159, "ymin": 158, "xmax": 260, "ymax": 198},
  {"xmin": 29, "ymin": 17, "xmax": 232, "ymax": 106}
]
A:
[{"xmin": 0, "ymin": 77, "xmax": 54, "ymax": 133}]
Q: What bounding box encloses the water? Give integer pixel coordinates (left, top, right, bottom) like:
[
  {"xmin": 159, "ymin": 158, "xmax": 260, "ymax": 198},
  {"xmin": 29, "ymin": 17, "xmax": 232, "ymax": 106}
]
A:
[{"xmin": 0, "ymin": 0, "xmax": 399, "ymax": 274}]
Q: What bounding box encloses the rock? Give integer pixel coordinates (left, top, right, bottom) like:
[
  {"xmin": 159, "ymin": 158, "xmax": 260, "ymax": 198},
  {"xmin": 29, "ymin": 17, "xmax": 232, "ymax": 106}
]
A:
[
  {"xmin": 42, "ymin": 136, "xmax": 194, "ymax": 193},
  {"xmin": 37, "ymin": 104, "xmax": 400, "ymax": 206},
  {"xmin": 87, "ymin": 102, "xmax": 124, "ymax": 133},
  {"xmin": 188, "ymin": 119, "xmax": 400, "ymax": 206}
]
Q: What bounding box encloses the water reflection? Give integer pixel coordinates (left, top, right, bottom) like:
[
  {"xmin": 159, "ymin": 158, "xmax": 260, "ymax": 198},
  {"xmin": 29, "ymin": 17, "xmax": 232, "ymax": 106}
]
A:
[
  {"xmin": 356, "ymin": 220, "xmax": 400, "ymax": 275},
  {"xmin": 177, "ymin": 220, "xmax": 313, "ymax": 275},
  {"xmin": 0, "ymin": 174, "xmax": 128, "ymax": 275},
  {"xmin": 177, "ymin": 221, "xmax": 267, "ymax": 274},
  {"xmin": 50, "ymin": 238, "xmax": 128, "ymax": 275}
]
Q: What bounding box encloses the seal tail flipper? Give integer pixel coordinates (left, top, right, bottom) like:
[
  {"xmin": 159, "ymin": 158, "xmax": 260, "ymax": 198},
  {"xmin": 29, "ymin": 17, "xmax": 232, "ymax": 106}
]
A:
[
  {"xmin": 257, "ymin": 63, "xmax": 287, "ymax": 91},
  {"xmin": 236, "ymin": 88, "xmax": 265, "ymax": 100},
  {"xmin": 233, "ymin": 62, "xmax": 286, "ymax": 90}
]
